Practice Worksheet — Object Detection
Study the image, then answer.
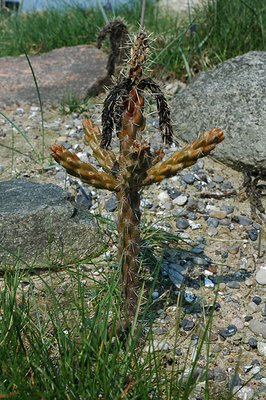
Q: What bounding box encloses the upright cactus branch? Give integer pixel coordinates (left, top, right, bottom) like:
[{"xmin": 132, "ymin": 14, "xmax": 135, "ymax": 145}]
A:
[{"xmin": 51, "ymin": 29, "xmax": 224, "ymax": 325}]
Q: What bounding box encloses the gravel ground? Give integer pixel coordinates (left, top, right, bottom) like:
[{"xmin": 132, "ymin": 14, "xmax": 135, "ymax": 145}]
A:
[{"xmin": 0, "ymin": 84, "xmax": 265, "ymax": 399}]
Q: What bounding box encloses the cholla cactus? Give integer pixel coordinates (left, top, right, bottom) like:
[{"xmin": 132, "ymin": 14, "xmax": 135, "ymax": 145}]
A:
[{"xmin": 51, "ymin": 30, "xmax": 224, "ymax": 322}]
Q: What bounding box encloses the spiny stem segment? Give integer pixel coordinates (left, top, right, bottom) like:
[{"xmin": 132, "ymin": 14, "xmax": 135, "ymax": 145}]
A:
[{"xmin": 51, "ymin": 28, "xmax": 224, "ymax": 327}]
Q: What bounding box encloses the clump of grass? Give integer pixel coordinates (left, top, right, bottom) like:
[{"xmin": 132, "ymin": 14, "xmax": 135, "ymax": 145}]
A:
[{"xmin": 0, "ymin": 261, "xmax": 228, "ymax": 399}]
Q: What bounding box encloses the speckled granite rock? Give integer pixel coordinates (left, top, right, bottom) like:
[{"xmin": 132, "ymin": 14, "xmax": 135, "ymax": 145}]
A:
[
  {"xmin": 171, "ymin": 51, "xmax": 266, "ymax": 175},
  {"xmin": 0, "ymin": 45, "xmax": 108, "ymax": 107},
  {"xmin": 0, "ymin": 179, "xmax": 103, "ymax": 269}
]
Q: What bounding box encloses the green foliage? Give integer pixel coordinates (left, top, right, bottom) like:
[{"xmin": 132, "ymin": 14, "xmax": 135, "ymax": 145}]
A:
[{"xmin": 0, "ymin": 0, "xmax": 265, "ymax": 78}]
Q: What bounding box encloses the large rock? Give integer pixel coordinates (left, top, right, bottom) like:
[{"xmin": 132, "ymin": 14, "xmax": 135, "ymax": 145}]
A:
[
  {"xmin": 171, "ymin": 51, "xmax": 266, "ymax": 176},
  {"xmin": 0, "ymin": 45, "xmax": 108, "ymax": 107},
  {"xmin": 0, "ymin": 179, "xmax": 103, "ymax": 269}
]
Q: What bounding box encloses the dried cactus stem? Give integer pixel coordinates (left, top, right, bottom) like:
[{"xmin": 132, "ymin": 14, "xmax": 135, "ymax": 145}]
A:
[{"xmin": 117, "ymin": 188, "xmax": 141, "ymax": 318}]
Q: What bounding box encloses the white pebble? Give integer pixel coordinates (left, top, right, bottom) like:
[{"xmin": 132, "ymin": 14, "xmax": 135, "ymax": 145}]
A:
[
  {"xmin": 256, "ymin": 265, "xmax": 266, "ymax": 285},
  {"xmin": 173, "ymin": 195, "xmax": 188, "ymax": 206}
]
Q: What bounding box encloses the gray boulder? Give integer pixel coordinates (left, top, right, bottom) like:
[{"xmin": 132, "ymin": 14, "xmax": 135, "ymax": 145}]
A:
[
  {"xmin": 171, "ymin": 51, "xmax": 266, "ymax": 176},
  {"xmin": 0, "ymin": 179, "xmax": 103, "ymax": 269}
]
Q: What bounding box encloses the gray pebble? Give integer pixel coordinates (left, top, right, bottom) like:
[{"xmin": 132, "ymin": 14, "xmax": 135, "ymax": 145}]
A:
[
  {"xmin": 248, "ymin": 229, "xmax": 258, "ymax": 241},
  {"xmin": 151, "ymin": 291, "xmax": 160, "ymax": 300},
  {"xmin": 248, "ymin": 337, "xmax": 257, "ymax": 348},
  {"xmin": 176, "ymin": 217, "xmax": 189, "ymax": 230},
  {"xmin": 212, "ymin": 175, "xmax": 223, "ymax": 183},
  {"xmin": 181, "ymin": 173, "xmax": 195, "ymax": 184},
  {"xmin": 105, "ymin": 195, "xmax": 118, "ymax": 212},
  {"xmin": 247, "ymin": 301, "xmax": 258, "ymax": 314},
  {"xmin": 227, "ymin": 281, "xmax": 240, "ymax": 289},
  {"xmin": 219, "ymin": 218, "xmax": 231, "ymax": 226},
  {"xmin": 221, "ymin": 180, "xmax": 233, "ymax": 190},
  {"xmin": 187, "ymin": 211, "xmax": 197, "ymax": 220},
  {"xmin": 141, "ymin": 198, "xmax": 153, "ymax": 209},
  {"xmin": 192, "ymin": 256, "xmax": 209, "ymax": 266},
  {"xmin": 191, "ymin": 245, "xmax": 204, "ymax": 254},
  {"xmin": 173, "ymin": 195, "xmax": 188, "ymax": 206},
  {"xmin": 233, "ymin": 386, "xmax": 254, "ymax": 400},
  {"xmin": 168, "ymin": 269, "xmax": 184, "ymax": 287},
  {"xmin": 236, "ymin": 215, "xmax": 252, "ymax": 226},
  {"xmin": 230, "ymin": 317, "xmax": 244, "ymax": 331},
  {"xmin": 207, "ymin": 217, "xmax": 219, "ymax": 228},
  {"xmin": 257, "ymin": 341, "xmax": 266, "ymax": 356},
  {"xmin": 204, "ymin": 277, "xmax": 214, "ymax": 288},
  {"xmin": 249, "ymin": 320, "xmax": 266, "ymax": 338},
  {"xmin": 221, "ymin": 204, "xmax": 234, "ymax": 214},
  {"xmin": 181, "ymin": 318, "xmax": 195, "ymax": 331},
  {"xmin": 207, "ymin": 227, "xmax": 218, "ymax": 236},
  {"xmin": 167, "ymin": 188, "xmax": 180, "ymax": 199},
  {"xmin": 218, "ymin": 324, "xmax": 237, "ymax": 339},
  {"xmin": 252, "ymin": 296, "xmax": 262, "ymax": 305},
  {"xmin": 209, "ymin": 367, "xmax": 227, "ymax": 382},
  {"xmin": 256, "ymin": 267, "xmax": 266, "ymax": 285}
]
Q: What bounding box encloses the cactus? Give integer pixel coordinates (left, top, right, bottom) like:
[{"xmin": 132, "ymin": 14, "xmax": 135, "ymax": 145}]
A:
[{"xmin": 51, "ymin": 30, "xmax": 224, "ymax": 324}]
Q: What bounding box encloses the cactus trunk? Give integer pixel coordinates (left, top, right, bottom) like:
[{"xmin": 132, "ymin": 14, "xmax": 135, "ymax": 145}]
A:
[{"xmin": 117, "ymin": 188, "xmax": 141, "ymax": 318}]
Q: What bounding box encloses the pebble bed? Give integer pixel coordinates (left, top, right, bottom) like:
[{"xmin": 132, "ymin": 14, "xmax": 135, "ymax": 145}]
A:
[{"xmin": 0, "ymin": 87, "xmax": 265, "ymax": 399}]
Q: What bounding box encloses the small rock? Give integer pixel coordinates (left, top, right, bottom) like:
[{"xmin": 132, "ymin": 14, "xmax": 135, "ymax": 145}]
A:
[
  {"xmin": 16, "ymin": 107, "xmax": 25, "ymax": 115},
  {"xmin": 257, "ymin": 341, "xmax": 266, "ymax": 356},
  {"xmin": 252, "ymin": 296, "xmax": 262, "ymax": 305},
  {"xmin": 207, "ymin": 217, "xmax": 219, "ymax": 228},
  {"xmin": 212, "ymin": 175, "xmax": 223, "ymax": 183},
  {"xmin": 158, "ymin": 191, "xmax": 170, "ymax": 204},
  {"xmin": 209, "ymin": 210, "xmax": 227, "ymax": 219},
  {"xmin": 105, "ymin": 195, "xmax": 117, "ymax": 212},
  {"xmin": 218, "ymin": 324, "xmax": 237, "ymax": 339},
  {"xmin": 249, "ymin": 320, "xmax": 266, "ymax": 338},
  {"xmin": 236, "ymin": 215, "xmax": 252, "ymax": 226},
  {"xmin": 248, "ymin": 229, "xmax": 258, "ymax": 241},
  {"xmin": 209, "ymin": 367, "xmax": 227, "ymax": 382},
  {"xmin": 151, "ymin": 291, "xmax": 159, "ymax": 300},
  {"xmin": 221, "ymin": 204, "xmax": 234, "ymax": 214},
  {"xmin": 227, "ymin": 281, "xmax": 240, "ymax": 289},
  {"xmin": 211, "ymin": 344, "xmax": 221, "ymax": 353},
  {"xmin": 167, "ymin": 188, "xmax": 180, "ymax": 199},
  {"xmin": 219, "ymin": 218, "xmax": 231, "ymax": 226},
  {"xmin": 230, "ymin": 317, "xmax": 244, "ymax": 331},
  {"xmin": 187, "ymin": 211, "xmax": 197, "ymax": 220},
  {"xmin": 204, "ymin": 277, "xmax": 215, "ymax": 288},
  {"xmin": 189, "ymin": 221, "xmax": 201, "ymax": 230},
  {"xmin": 181, "ymin": 173, "xmax": 195, "ymax": 184},
  {"xmin": 176, "ymin": 217, "xmax": 189, "ymax": 230},
  {"xmin": 181, "ymin": 318, "xmax": 195, "ymax": 331},
  {"xmin": 227, "ymin": 243, "xmax": 240, "ymax": 255},
  {"xmin": 256, "ymin": 266, "xmax": 266, "ymax": 285},
  {"xmin": 168, "ymin": 269, "xmax": 184, "ymax": 287},
  {"xmin": 173, "ymin": 195, "xmax": 188, "ymax": 206},
  {"xmin": 184, "ymin": 290, "xmax": 196, "ymax": 303},
  {"xmin": 192, "ymin": 256, "xmax": 209, "ymax": 266},
  {"xmin": 141, "ymin": 198, "xmax": 153, "ymax": 209},
  {"xmin": 248, "ymin": 337, "xmax": 257, "ymax": 348},
  {"xmin": 221, "ymin": 180, "xmax": 233, "ymax": 190},
  {"xmin": 247, "ymin": 301, "xmax": 258, "ymax": 314},
  {"xmin": 243, "ymin": 365, "xmax": 253, "ymax": 373},
  {"xmin": 234, "ymin": 386, "xmax": 254, "ymax": 400}
]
